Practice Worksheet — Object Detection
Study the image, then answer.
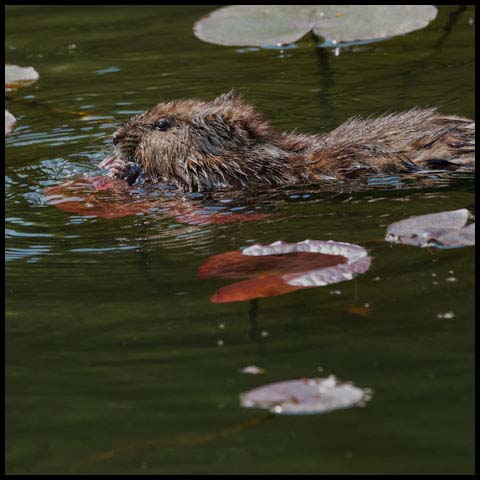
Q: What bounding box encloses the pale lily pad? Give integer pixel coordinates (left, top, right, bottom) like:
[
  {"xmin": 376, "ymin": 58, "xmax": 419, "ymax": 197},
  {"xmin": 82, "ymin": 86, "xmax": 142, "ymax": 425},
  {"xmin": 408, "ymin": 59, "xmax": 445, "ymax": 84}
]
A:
[
  {"xmin": 5, "ymin": 110, "xmax": 16, "ymax": 135},
  {"xmin": 194, "ymin": 5, "xmax": 437, "ymax": 47},
  {"xmin": 312, "ymin": 5, "xmax": 438, "ymax": 44},
  {"xmin": 199, "ymin": 239, "xmax": 372, "ymax": 303},
  {"xmin": 240, "ymin": 375, "xmax": 372, "ymax": 415},
  {"xmin": 5, "ymin": 64, "xmax": 39, "ymax": 88},
  {"xmin": 194, "ymin": 5, "xmax": 316, "ymax": 47},
  {"xmin": 385, "ymin": 209, "xmax": 475, "ymax": 249},
  {"xmin": 243, "ymin": 240, "xmax": 372, "ymax": 287},
  {"xmin": 239, "ymin": 365, "xmax": 266, "ymax": 375}
]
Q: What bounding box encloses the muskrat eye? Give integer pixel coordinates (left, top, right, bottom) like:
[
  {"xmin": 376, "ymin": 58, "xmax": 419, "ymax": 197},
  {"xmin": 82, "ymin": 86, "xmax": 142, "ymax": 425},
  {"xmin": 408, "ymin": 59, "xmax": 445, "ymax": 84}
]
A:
[{"xmin": 154, "ymin": 119, "xmax": 171, "ymax": 131}]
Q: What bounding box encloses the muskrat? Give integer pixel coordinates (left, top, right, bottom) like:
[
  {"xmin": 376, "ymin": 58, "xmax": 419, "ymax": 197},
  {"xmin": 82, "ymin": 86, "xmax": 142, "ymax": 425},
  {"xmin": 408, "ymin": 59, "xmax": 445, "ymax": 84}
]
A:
[{"xmin": 99, "ymin": 90, "xmax": 475, "ymax": 191}]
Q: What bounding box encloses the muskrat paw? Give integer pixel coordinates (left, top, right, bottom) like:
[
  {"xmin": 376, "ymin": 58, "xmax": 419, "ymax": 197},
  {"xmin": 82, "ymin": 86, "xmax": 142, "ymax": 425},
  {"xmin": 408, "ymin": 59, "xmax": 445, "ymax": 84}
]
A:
[
  {"xmin": 121, "ymin": 162, "xmax": 142, "ymax": 185},
  {"xmin": 101, "ymin": 155, "xmax": 142, "ymax": 185},
  {"xmin": 104, "ymin": 158, "xmax": 127, "ymax": 177}
]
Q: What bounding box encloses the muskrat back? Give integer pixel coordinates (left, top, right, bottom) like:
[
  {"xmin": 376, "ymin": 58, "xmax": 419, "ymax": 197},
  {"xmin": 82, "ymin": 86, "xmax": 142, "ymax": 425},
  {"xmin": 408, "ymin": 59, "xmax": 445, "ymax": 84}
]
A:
[{"xmin": 99, "ymin": 91, "xmax": 475, "ymax": 191}]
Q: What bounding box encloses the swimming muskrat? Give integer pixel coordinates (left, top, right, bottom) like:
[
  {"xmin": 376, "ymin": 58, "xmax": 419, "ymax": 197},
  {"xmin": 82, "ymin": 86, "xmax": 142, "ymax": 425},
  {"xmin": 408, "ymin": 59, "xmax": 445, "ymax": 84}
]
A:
[{"xmin": 99, "ymin": 91, "xmax": 475, "ymax": 191}]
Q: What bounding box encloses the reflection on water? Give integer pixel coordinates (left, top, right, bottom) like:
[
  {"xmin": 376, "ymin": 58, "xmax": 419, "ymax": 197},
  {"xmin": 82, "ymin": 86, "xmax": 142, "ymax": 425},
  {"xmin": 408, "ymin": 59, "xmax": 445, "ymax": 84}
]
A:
[
  {"xmin": 6, "ymin": 4, "xmax": 474, "ymax": 475},
  {"xmin": 6, "ymin": 166, "xmax": 474, "ymax": 266}
]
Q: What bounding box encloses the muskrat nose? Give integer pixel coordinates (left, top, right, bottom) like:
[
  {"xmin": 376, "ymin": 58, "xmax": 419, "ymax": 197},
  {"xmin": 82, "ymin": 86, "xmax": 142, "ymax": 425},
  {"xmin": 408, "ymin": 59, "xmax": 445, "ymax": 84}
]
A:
[{"xmin": 112, "ymin": 133, "xmax": 120, "ymax": 146}]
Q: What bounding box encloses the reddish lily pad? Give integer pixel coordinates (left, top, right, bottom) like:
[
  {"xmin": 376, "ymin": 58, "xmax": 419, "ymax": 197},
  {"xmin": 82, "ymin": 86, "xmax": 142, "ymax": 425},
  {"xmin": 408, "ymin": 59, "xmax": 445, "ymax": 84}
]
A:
[
  {"xmin": 44, "ymin": 176, "xmax": 157, "ymax": 219},
  {"xmin": 211, "ymin": 275, "xmax": 304, "ymax": 303},
  {"xmin": 200, "ymin": 249, "xmax": 348, "ymax": 279},
  {"xmin": 385, "ymin": 209, "xmax": 475, "ymax": 248},
  {"xmin": 240, "ymin": 375, "xmax": 371, "ymax": 415},
  {"xmin": 45, "ymin": 176, "xmax": 268, "ymax": 224},
  {"xmin": 200, "ymin": 240, "xmax": 372, "ymax": 303},
  {"xmin": 5, "ymin": 109, "xmax": 16, "ymax": 135}
]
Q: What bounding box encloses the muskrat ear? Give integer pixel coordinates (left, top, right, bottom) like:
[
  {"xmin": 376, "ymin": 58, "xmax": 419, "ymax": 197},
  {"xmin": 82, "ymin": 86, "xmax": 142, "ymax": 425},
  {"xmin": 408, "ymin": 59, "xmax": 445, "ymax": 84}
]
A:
[{"xmin": 210, "ymin": 89, "xmax": 241, "ymax": 106}]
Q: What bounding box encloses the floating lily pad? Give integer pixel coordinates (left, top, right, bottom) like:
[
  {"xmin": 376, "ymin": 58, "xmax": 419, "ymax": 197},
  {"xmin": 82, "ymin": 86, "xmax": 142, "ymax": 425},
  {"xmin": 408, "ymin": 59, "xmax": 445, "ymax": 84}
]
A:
[
  {"xmin": 245, "ymin": 240, "xmax": 372, "ymax": 287},
  {"xmin": 240, "ymin": 375, "xmax": 371, "ymax": 415},
  {"xmin": 5, "ymin": 110, "xmax": 16, "ymax": 135},
  {"xmin": 194, "ymin": 5, "xmax": 437, "ymax": 47},
  {"xmin": 312, "ymin": 5, "xmax": 438, "ymax": 44},
  {"xmin": 199, "ymin": 240, "xmax": 372, "ymax": 303},
  {"xmin": 5, "ymin": 64, "xmax": 39, "ymax": 89},
  {"xmin": 239, "ymin": 365, "xmax": 266, "ymax": 375},
  {"xmin": 44, "ymin": 176, "xmax": 268, "ymax": 224},
  {"xmin": 385, "ymin": 209, "xmax": 475, "ymax": 249},
  {"xmin": 44, "ymin": 176, "xmax": 157, "ymax": 219},
  {"xmin": 194, "ymin": 5, "xmax": 316, "ymax": 47},
  {"xmin": 209, "ymin": 274, "xmax": 305, "ymax": 303},
  {"xmin": 200, "ymin": 248, "xmax": 348, "ymax": 279}
]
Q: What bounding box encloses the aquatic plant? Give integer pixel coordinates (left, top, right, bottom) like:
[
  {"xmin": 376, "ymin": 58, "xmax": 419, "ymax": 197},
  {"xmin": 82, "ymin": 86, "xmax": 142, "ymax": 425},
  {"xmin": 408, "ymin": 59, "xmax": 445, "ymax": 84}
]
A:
[
  {"xmin": 385, "ymin": 208, "xmax": 475, "ymax": 249},
  {"xmin": 5, "ymin": 64, "xmax": 39, "ymax": 89},
  {"xmin": 240, "ymin": 375, "xmax": 372, "ymax": 415},
  {"xmin": 199, "ymin": 239, "xmax": 372, "ymax": 303},
  {"xmin": 44, "ymin": 176, "xmax": 268, "ymax": 224},
  {"xmin": 5, "ymin": 110, "xmax": 16, "ymax": 136},
  {"xmin": 44, "ymin": 176, "xmax": 156, "ymax": 219},
  {"xmin": 194, "ymin": 5, "xmax": 437, "ymax": 47},
  {"xmin": 5, "ymin": 64, "xmax": 39, "ymax": 134}
]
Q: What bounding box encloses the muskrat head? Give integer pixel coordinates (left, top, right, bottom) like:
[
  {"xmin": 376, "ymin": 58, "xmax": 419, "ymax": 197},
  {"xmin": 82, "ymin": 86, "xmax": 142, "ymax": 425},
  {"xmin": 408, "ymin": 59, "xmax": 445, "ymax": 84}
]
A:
[{"xmin": 102, "ymin": 90, "xmax": 285, "ymax": 191}]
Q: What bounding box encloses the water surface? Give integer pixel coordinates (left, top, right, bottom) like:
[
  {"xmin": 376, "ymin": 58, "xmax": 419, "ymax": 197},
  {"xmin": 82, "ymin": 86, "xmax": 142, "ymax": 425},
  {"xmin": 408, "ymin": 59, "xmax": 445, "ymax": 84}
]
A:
[{"xmin": 5, "ymin": 5, "xmax": 474, "ymax": 474}]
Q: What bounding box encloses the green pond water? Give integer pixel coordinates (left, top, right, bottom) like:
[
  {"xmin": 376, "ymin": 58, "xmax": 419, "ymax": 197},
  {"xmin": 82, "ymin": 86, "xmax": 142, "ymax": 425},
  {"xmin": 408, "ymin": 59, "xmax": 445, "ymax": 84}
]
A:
[{"xmin": 5, "ymin": 5, "xmax": 475, "ymax": 474}]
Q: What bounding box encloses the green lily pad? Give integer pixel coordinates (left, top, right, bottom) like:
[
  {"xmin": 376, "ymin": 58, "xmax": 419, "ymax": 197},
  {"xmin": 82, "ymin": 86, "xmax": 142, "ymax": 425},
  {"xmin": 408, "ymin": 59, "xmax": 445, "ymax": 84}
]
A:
[
  {"xmin": 194, "ymin": 5, "xmax": 316, "ymax": 47},
  {"xmin": 312, "ymin": 5, "xmax": 438, "ymax": 44},
  {"xmin": 5, "ymin": 64, "xmax": 39, "ymax": 89},
  {"xmin": 5, "ymin": 110, "xmax": 16, "ymax": 136},
  {"xmin": 194, "ymin": 5, "xmax": 437, "ymax": 47}
]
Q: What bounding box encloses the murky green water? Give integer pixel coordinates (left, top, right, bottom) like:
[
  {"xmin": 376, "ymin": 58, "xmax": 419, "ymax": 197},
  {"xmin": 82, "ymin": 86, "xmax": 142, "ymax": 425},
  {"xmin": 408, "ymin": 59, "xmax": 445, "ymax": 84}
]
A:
[{"xmin": 5, "ymin": 5, "xmax": 475, "ymax": 474}]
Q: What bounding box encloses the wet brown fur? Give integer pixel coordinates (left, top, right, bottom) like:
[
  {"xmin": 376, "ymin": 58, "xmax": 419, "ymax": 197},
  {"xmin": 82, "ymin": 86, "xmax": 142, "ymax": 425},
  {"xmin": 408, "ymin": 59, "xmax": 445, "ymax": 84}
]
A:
[{"xmin": 106, "ymin": 90, "xmax": 475, "ymax": 191}]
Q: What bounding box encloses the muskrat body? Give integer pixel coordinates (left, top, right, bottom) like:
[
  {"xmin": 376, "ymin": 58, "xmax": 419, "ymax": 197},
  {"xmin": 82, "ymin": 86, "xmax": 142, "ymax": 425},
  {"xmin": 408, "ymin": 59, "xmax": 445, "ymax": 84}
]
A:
[{"xmin": 100, "ymin": 91, "xmax": 475, "ymax": 191}]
